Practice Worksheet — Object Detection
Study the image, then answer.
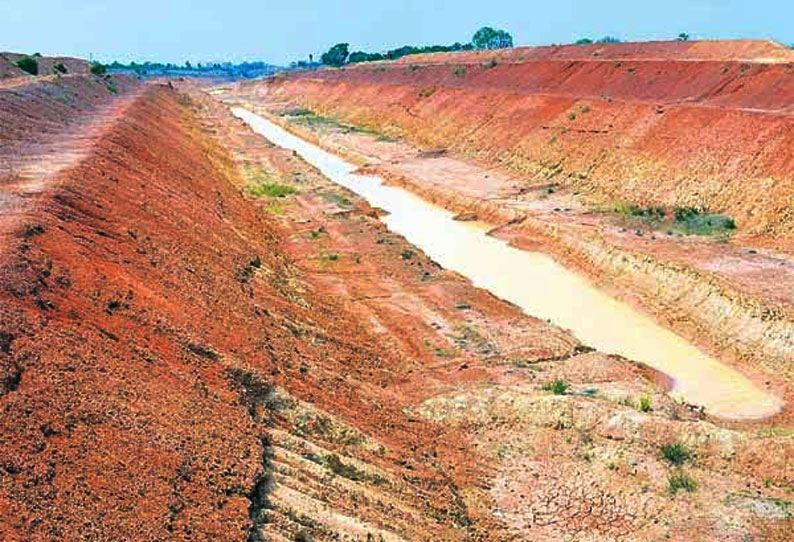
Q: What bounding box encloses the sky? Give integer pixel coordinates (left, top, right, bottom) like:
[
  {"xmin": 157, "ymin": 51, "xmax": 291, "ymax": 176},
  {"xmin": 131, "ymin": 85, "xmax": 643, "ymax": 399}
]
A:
[{"xmin": 0, "ymin": 0, "xmax": 791, "ymax": 65}]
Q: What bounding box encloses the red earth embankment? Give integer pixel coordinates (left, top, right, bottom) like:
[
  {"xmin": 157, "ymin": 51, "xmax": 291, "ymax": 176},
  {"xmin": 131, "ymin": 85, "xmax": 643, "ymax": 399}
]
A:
[
  {"xmin": 262, "ymin": 40, "xmax": 794, "ymax": 237},
  {"xmin": 0, "ymin": 83, "xmax": 485, "ymax": 540}
]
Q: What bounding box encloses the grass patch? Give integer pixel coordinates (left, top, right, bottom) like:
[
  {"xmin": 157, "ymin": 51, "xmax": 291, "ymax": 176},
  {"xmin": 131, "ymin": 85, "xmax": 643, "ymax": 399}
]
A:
[
  {"xmin": 247, "ymin": 182, "xmax": 298, "ymax": 199},
  {"xmin": 673, "ymin": 206, "xmax": 736, "ymax": 235},
  {"xmin": 321, "ymin": 191, "xmax": 352, "ymax": 207},
  {"xmin": 668, "ymin": 470, "xmax": 698, "ymax": 494},
  {"xmin": 611, "ymin": 202, "xmax": 736, "ymax": 236},
  {"xmin": 267, "ymin": 203, "xmax": 285, "ymax": 216},
  {"xmin": 614, "ymin": 203, "xmax": 666, "ymax": 220},
  {"xmin": 543, "ymin": 380, "xmax": 570, "ymax": 395},
  {"xmin": 661, "ymin": 442, "xmax": 691, "ymax": 466}
]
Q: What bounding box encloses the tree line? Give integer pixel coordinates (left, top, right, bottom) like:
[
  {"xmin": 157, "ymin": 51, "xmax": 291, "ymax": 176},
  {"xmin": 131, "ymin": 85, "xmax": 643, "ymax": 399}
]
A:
[{"xmin": 321, "ymin": 26, "xmax": 515, "ymax": 67}]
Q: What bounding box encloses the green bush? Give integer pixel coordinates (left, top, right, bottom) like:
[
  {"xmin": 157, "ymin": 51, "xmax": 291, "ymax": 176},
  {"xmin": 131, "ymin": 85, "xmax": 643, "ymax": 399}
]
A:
[
  {"xmin": 543, "ymin": 380, "xmax": 570, "ymax": 395},
  {"xmin": 90, "ymin": 62, "xmax": 107, "ymax": 76},
  {"xmin": 453, "ymin": 66, "xmax": 467, "ymax": 77},
  {"xmin": 53, "ymin": 62, "xmax": 68, "ymax": 74},
  {"xmin": 661, "ymin": 442, "xmax": 691, "ymax": 466},
  {"xmin": 15, "ymin": 56, "xmax": 38, "ymax": 75},
  {"xmin": 668, "ymin": 470, "xmax": 698, "ymax": 494},
  {"xmin": 638, "ymin": 394, "xmax": 652, "ymax": 412}
]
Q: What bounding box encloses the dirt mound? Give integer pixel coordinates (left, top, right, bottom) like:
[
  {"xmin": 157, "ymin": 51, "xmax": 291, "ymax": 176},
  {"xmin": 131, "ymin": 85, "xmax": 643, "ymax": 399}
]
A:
[
  {"xmin": 0, "ymin": 52, "xmax": 91, "ymax": 79},
  {"xmin": 262, "ymin": 41, "xmax": 794, "ymax": 237},
  {"xmin": 392, "ymin": 39, "xmax": 794, "ymax": 65}
]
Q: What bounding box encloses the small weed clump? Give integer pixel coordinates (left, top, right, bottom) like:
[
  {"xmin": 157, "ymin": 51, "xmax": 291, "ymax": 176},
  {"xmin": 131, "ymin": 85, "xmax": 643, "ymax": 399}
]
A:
[
  {"xmin": 661, "ymin": 442, "xmax": 691, "ymax": 466},
  {"xmin": 418, "ymin": 87, "xmax": 436, "ymax": 99},
  {"xmin": 485, "ymin": 58, "xmax": 498, "ymax": 69},
  {"xmin": 15, "ymin": 56, "xmax": 38, "ymax": 76},
  {"xmin": 543, "ymin": 380, "xmax": 570, "ymax": 395},
  {"xmin": 638, "ymin": 394, "xmax": 652, "ymax": 412},
  {"xmin": 247, "ymin": 183, "xmax": 298, "ymax": 199},
  {"xmin": 668, "ymin": 470, "xmax": 698, "ymax": 494}
]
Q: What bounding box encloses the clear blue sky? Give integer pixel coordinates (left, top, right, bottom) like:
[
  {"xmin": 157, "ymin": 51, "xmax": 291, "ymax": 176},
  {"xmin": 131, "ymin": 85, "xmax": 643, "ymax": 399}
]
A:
[{"xmin": 1, "ymin": 0, "xmax": 791, "ymax": 65}]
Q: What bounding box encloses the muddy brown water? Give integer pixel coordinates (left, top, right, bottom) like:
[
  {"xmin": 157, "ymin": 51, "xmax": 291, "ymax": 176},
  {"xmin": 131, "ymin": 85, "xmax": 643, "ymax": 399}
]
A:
[{"xmin": 233, "ymin": 107, "xmax": 782, "ymax": 420}]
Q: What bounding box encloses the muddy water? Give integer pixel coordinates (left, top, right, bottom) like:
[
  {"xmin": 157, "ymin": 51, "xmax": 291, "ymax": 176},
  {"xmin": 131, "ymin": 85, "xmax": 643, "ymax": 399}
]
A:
[{"xmin": 233, "ymin": 107, "xmax": 782, "ymax": 420}]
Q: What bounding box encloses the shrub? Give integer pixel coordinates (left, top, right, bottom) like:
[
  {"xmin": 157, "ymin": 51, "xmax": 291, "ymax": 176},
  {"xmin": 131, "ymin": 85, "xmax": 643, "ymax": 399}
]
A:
[
  {"xmin": 543, "ymin": 380, "xmax": 569, "ymax": 395},
  {"xmin": 485, "ymin": 58, "xmax": 498, "ymax": 69},
  {"xmin": 661, "ymin": 442, "xmax": 691, "ymax": 466},
  {"xmin": 678, "ymin": 33, "xmax": 690, "ymax": 41},
  {"xmin": 638, "ymin": 394, "xmax": 652, "ymax": 412},
  {"xmin": 453, "ymin": 66, "xmax": 467, "ymax": 77},
  {"xmin": 598, "ymin": 36, "xmax": 622, "ymax": 43},
  {"xmin": 247, "ymin": 183, "xmax": 298, "ymax": 198},
  {"xmin": 53, "ymin": 62, "xmax": 67, "ymax": 74},
  {"xmin": 668, "ymin": 470, "xmax": 698, "ymax": 494},
  {"xmin": 575, "ymin": 38, "xmax": 593, "ymax": 45},
  {"xmin": 15, "ymin": 56, "xmax": 38, "ymax": 75},
  {"xmin": 90, "ymin": 62, "xmax": 107, "ymax": 76}
]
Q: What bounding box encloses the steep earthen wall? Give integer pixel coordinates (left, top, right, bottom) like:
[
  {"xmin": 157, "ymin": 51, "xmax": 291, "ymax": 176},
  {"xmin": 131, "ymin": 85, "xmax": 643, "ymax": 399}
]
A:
[
  {"xmin": 263, "ymin": 41, "xmax": 794, "ymax": 236},
  {"xmin": 0, "ymin": 84, "xmax": 477, "ymax": 540}
]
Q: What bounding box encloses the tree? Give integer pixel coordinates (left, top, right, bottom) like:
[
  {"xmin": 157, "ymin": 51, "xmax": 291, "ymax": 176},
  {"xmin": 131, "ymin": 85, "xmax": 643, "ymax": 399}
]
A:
[
  {"xmin": 597, "ymin": 36, "xmax": 621, "ymax": 43},
  {"xmin": 678, "ymin": 33, "xmax": 690, "ymax": 41},
  {"xmin": 15, "ymin": 56, "xmax": 38, "ymax": 76},
  {"xmin": 321, "ymin": 43, "xmax": 349, "ymax": 67},
  {"xmin": 575, "ymin": 38, "xmax": 593, "ymax": 45},
  {"xmin": 472, "ymin": 26, "xmax": 514, "ymax": 50}
]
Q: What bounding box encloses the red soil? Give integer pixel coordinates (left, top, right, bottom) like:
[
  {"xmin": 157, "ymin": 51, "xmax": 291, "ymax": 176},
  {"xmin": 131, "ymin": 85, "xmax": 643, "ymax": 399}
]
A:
[
  {"xmin": 392, "ymin": 39, "xmax": 794, "ymax": 64},
  {"xmin": 263, "ymin": 40, "xmax": 794, "ymax": 237},
  {"xmin": 0, "ymin": 81, "xmax": 490, "ymax": 540}
]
